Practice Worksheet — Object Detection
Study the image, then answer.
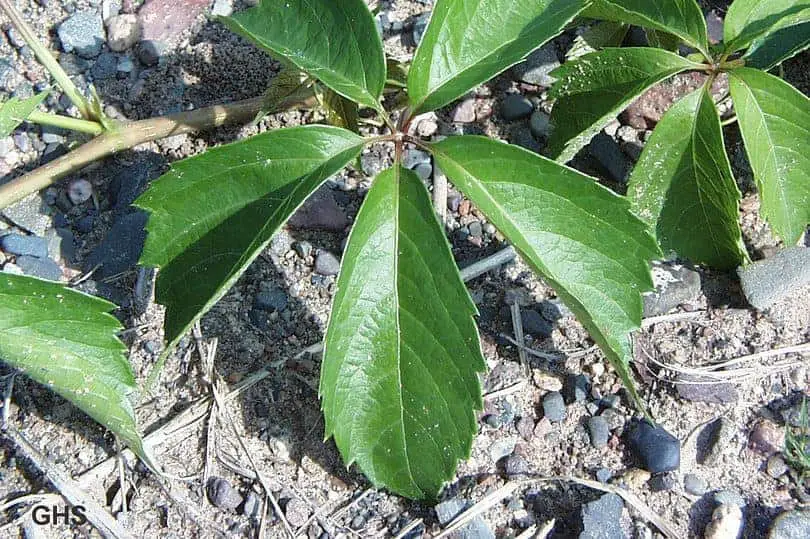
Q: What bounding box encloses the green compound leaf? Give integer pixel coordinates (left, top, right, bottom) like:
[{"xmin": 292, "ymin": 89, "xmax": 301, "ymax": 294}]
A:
[
  {"xmin": 321, "ymin": 166, "xmax": 486, "ymax": 500},
  {"xmin": 0, "ymin": 92, "xmax": 48, "ymax": 137},
  {"xmin": 724, "ymin": 0, "xmax": 810, "ymax": 53},
  {"xmin": 0, "ymin": 274, "xmax": 148, "ymax": 460},
  {"xmin": 431, "ymin": 136, "xmax": 659, "ymax": 410},
  {"xmin": 744, "ymin": 22, "xmax": 810, "ymax": 70},
  {"xmin": 408, "ymin": 0, "xmax": 588, "ymax": 114},
  {"xmin": 220, "ymin": 0, "xmax": 385, "ymax": 109},
  {"xmin": 136, "ymin": 126, "xmax": 364, "ymax": 349},
  {"xmin": 547, "ymin": 48, "xmax": 699, "ymax": 163},
  {"xmin": 583, "ymin": 0, "xmax": 710, "ymax": 56},
  {"xmin": 730, "ymin": 68, "xmax": 810, "ymax": 245},
  {"xmin": 628, "ymin": 87, "xmax": 747, "ymax": 270}
]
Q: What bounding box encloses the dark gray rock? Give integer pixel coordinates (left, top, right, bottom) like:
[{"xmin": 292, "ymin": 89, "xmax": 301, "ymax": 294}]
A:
[
  {"xmin": 676, "ymin": 373, "xmax": 738, "ymax": 404},
  {"xmin": 58, "ymin": 11, "xmax": 105, "ymax": 58},
  {"xmin": 91, "ymin": 52, "xmax": 118, "ymax": 79},
  {"xmin": 293, "ymin": 241, "xmax": 312, "ymax": 259},
  {"xmin": 2, "ymin": 194, "xmax": 51, "ymax": 236},
  {"xmin": 648, "ymin": 472, "xmax": 677, "ymax": 492},
  {"xmin": 83, "ymin": 210, "xmax": 147, "ymax": 278},
  {"xmin": 137, "ymin": 39, "xmax": 165, "ymax": 66},
  {"xmin": 683, "ymin": 473, "xmax": 708, "ymax": 496},
  {"xmin": 1, "ymin": 233, "xmax": 48, "ymax": 258},
  {"xmin": 643, "ymin": 263, "xmax": 702, "ymax": 317},
  {"xmin": 241, "ymin": 491, "xmax": 261, "ymax": 519},
  {"xmin": 314, "ymin": 251, "xmax": 340, "ymax": 276},
  {"xmin": 208, "ymin": 477, "xmax": 241, "ymax": 510},
  {"xmin": 254, "ymin": 285, "xmax": 288, "ymax": 313},
  {"xmin": 738, "ymin": 247, "xmax": 810, "ymax": 310},
  {"xmin": 521, "ymin": 309, "xmax": 553, "ymax": 338},
  {"xmin": 529, "ymin": 111, "xmax": 551, "ymax": 139},
  {"xmin": 288, "ymin": 187, "xmax": 349, "ymax": 232},
  {"xmin": 589, "ymin": 133, "xmax": 631, "ymax": 183},
  {"xmin": 501, "ymin": 94, "xmax": 534, "ymax": 122},
  {"xmin": 515, "ymin": 44, "xmax": 559, "ymax": 87},
  {"xmin": 543, "ymin": 391, "xmax": 566, "ymax": 422},
  {"xmin": 15, "ymin": 255, "xmax": 62, "ymax": 280},
  {"xmin": 769, "ymin": 509, "xmax": 810, "ymax": 539},
  {"xmin": 579, "ymin": 493, "xmax": 625, "ymax": 539},
  {"xmin": 503, "ymin": 454, "xmax": 529, "ymax": 477},
  {"xmin": 587, "ymin": 416, "xmax": 610, "ymax": 448},
  {"xmin": 626, "ymin": 420, "xmax": 680, "ymax": 473}
]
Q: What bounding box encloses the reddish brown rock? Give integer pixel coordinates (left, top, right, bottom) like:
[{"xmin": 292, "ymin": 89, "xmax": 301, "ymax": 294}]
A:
[
  {"xmin": 138, "ymin": 0, "xmax": 210, "ymax": 42},
  {"xmin": 749, "ymin": 419, "xmax": 785, "ymax": 456}
]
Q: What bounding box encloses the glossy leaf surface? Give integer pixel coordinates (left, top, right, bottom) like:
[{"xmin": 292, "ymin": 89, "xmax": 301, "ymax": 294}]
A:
[
  {"xmin": 744, "ymin": 22, "xmax": 810, "ymax": 70},
  {"xmin": 321, "ymin": 166, "xmax": 485, "ymax": 499},
  {"xmin": 724, "ymin": 0, "xmax": 810, "ymax": 52},
  {"xmin": 628, "ymin": 87, "xmax": 747, "ymax": 269},
  {"xmin": 221, "ymin": 0, "xmax": 385, "ymax": 108},
  {"xmin": 432, "ymin": 136, "xmax": 659, "ymax": 408},
  {"xmin": 408, "ymin": 0, "xmax": 587, "ymax": 114},
  {"xmin": 0, "ymin": 92, "xmax": 47, "ymax": 137},
  {"xmin": 0, "ymin": 274, "xmax": 147, "ymax": 458},
  {"xmin": 583, "ymin": 0, "xmax": 709, "ymax": 55},
  {"xmin": 136, "ymin": 126, "xmax": 364, "ymax": 348},
  {"xmin": 547, "ymin": 48, "xmax": 698, "ymax": 163},
  {"xmin": 730, "ymin": 68, "xmax": 810, "ymax": 245}
]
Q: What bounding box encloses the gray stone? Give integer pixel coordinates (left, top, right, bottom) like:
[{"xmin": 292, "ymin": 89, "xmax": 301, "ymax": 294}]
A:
[
  {"xmin": 738, "ymin": 247, "xmax": 810, "ymax": 310},
  {"xmin": 137, "ymin": 39, "xmax": 165, "ymax": 66},
  {"xmin": 435, "ymin": 498, "xmax": 494, "ymax": 539},
  {"xmin": 207, "ymin": 477, "xmax": 241, "ymax": 510},
  {"xmin": 294, "ymin": 241, "xmax": 312, "ymax": 259},
  {"xmin": 314, "ymin": 251, "xmax": 340, "ymax": 276},
  {"xmin": 529, "ymin": 111, "xmax": 551, "ymax": 139},
  {"xmin": 468, "ymin": 221, "xmax": 483, "ymax": 238},
  {"xmin": 83, "ymin": 210, "xmax": 147, "ymax": 278},
  {"xmin": 587, "ymin": 416, "xmax": 610, "ymax": 448},
  {"xmin": 579, "ymin": 493, "xmax": 625, "ymax": 539},
  {"xmin": 1, "ymin": 233, "xmax": 48, "ymax": 258},
  {"xmin": 241, "ymin": 491, "xmax": 261, "ymax": 519},
  {"xmin": 683, "ymin": 473, "xmax": 708, "ymax": 496},
  {"xmin": 435, "ymin": 499, "xmax": 468, "ymax": 525},
  {"xmin": 626, "ymin": 420, "xmax": 680, "ymax": 473},
  {"xmin": 589, "ymin": 133, "xmax": 631, "ymax": 183},
  {"xmin": 515, "ymin": 44, "xmax": 560, "ymax": 87},
  {"xmin": 648, "ymin": 472, "xmax": 677, "ymax": 492},
  {"xmin": 769, "ymin": 510, "xmax": 810, "ymax": 539},
  {"xmin": 503, "ymin": 454, "xmax": 529, "ymax": 477},
  {"xmin": 643, "ymin": 263, "xmax": 702, "ymax": 317},
  {"xmin": 211, "ymin": 0, "xmax": 233, "ymax": 17},
  {"xmin": 766, "ymin": 455, "xmax": 789, "ymax": 478},
  {"xmin": 595, "ymin": 468, "xmax": 612, "ymax": 483},
  {"xmin": 501, "ymin": 94, "xmax": 534, "ymax": 122},
  {"xmin": 413, "ymin": 162, "xmax": 433, "ymax": 181},
  {"xmin": 676, "ymin": 373, "xmax": 738, "ymax": 404},
  {"xmin": 2, "ymin": 194, "xmax": 51, "ymax": 236},
  {"xmin": 542, "ymin": 391, "xmax": 566, "ymax": 422},
  {"xmin": 58, "ymin": 11, "xmax": 106, "ymax": 58},
  {"xmin": 15, "ymin": 255, "xmax": 62, "ymax": 280},
  {"xmin": 288, "ymin": 186, "xmax": 349, "ymax": 231},
  {"xmin": 91, "ymin": 52, "xmax": 119, "ymax": 79},
  {"xmin": 489, "ymin": 436, "xmax": 517, "ymax": 463}
]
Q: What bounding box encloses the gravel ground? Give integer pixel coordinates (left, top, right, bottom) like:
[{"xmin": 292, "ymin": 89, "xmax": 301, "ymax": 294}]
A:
[{"xmin": 1, "ymin": 1, "xmax": 809, "ymax": 538}]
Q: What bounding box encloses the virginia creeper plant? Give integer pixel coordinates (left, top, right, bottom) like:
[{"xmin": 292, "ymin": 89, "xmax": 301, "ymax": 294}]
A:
[
  {"xmin": 549, "ymin": 0, "xmax": 810, "ymax": 268},
  {"xmin": 1, "ymin": 0, "xmax": 806, "ymax": 501}
]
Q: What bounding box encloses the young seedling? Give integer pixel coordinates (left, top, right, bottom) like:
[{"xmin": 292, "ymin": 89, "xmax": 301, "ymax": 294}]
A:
[{"xmin": 547, "ymin": 0, "xmax": 810, "ymax": 269}]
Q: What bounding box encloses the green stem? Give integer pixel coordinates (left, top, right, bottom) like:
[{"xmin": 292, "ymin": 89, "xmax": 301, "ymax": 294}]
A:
[
  {"xmin": 0, "ymin": 0, "xmax": 94, "ymax": 120},
  {"xmin": 26, "ymin": 111, "xmax": 105, "ymax": 136},
  {"xmin": 721, "ymin": 115, "xmax": 738, "ymax": 127}
]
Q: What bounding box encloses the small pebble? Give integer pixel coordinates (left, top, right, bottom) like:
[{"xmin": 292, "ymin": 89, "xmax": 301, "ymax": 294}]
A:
[
  {"xmin": 648, "ymin": 472, "xmax": 677, "ymax": 492},
  {"xmin": 683, "ymin": 473, "xmax": 708, "ymax": 496},
  {"xmin": 137, "ymin": 39, "xmax": 165, "ymax": 66},
  {"xmin": 207, "ymin": 477, "xmax": 242, "ymax": 511},
  {"xmin": 501, "ymin": 94, "xmax": 534, "ymax": 122},
  {"xmin": 769, "ymin": 509, "xmax": 810, "ymax": 539},
  {"xmin": 766, "ymin": 455, "xmax": 789, "ymax": 478},
  {"xmin": 452, "ymin": 99, "xmax": 476, "ymax": 123},
  {"xmin": 67, "ymin": 178, "xmax": 93, "ymax": 205},
  {"xmin": 529, "ymin": 111, "xmax": 551, "ymax": 139},
  {"xmin": 626, "ymin": 420, "xmax": 680, "ymax": 473},
  {"xmin": 294, "ymin": 240, "xmax": 312, "ymax": 259},
  {"xmin": 595, "ymin": 468, "xmax": 612, "ymax": 483},
  {"xmin": 749, "ymin": 419, "xmax": 785, "ymax": 456},
  {"xmin": 314, "ymin": 250, "xmax": 340, "ymax": 276},
  {"xmin": 503, "ymin": 454, "xmax": 529, "ymax": 477},
  {"xmin": 241, "ymin": 491, "xmax": 261, "ymax": 519},
  {"xmin": 564, "ymin": 373, "xmax": 590, "ymax": 403},
  {"xmin": 58, "ymin": 11, "xmax": 105, "ymax": 58},
  {"xmin": 0, "ymin": 233, "xmax": 48, "ymax": 258},
  {"xmin": 587, "ymin": 416, "xmax": 610, "ymax": 448},
  {"xmin": 542, "ymin": 391, "xmax": 566, "ymax": 422}
]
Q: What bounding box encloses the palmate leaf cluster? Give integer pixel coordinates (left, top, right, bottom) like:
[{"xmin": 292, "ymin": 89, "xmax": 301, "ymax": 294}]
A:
[
  {"xmin": 550, "ymin": 0, "xmax": 810, "ymax": 268},
  {"xmin": 1, "ymin": 0, "xmax": 807, "ymax": 503}
]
